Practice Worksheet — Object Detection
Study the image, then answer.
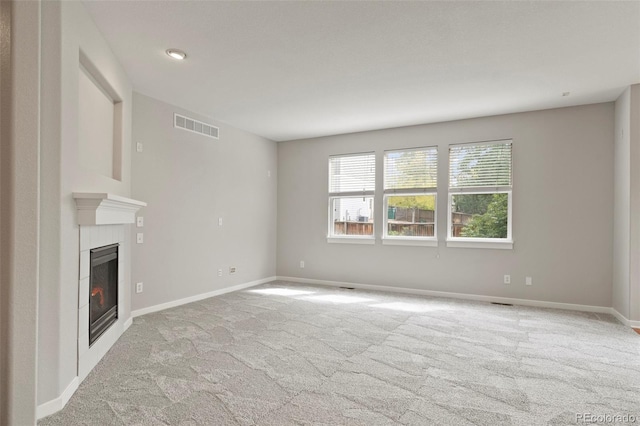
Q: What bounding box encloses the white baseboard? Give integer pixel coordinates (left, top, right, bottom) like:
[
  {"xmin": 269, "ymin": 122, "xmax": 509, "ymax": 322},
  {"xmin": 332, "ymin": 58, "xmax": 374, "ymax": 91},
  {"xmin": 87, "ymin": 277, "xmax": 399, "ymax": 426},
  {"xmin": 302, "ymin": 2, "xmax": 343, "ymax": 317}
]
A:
[
  {"xmin": 124, "ymin": 316, "xmax": 133, "ymax": 330},
  {"xmin": 131, "ymin": 276, "xmax": 277, "ymax": 318},
  {"xmin": 37, "ymin": 376, "xmax": 79, "ymax": 420},
  {"xmin": 611, "ymin": 308, "xmax": 640, "ymax": 328},
  {"xmin": 611, "ymin": 308, "xmax": 627, "ymax": 325},
  {"xmin": 276, "ymin": 276, "xmax": 613, "ymax": 314}
]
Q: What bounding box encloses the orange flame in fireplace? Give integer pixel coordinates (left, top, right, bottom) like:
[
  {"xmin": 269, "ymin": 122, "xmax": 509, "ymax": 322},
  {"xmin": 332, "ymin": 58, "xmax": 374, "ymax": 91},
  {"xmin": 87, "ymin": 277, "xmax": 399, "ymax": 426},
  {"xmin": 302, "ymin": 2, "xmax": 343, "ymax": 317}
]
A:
[{"xmin": 91, "ymin": 286, "xmax": 104, "ymax": 307}]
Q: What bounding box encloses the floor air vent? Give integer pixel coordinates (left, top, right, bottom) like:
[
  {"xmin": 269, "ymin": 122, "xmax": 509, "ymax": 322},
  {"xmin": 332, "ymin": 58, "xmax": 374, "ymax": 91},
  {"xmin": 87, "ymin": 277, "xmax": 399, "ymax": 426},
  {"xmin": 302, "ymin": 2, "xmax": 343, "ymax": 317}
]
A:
[{"xmin": 174, "ymin": 113, "xmax": 219, "ymax": 139}]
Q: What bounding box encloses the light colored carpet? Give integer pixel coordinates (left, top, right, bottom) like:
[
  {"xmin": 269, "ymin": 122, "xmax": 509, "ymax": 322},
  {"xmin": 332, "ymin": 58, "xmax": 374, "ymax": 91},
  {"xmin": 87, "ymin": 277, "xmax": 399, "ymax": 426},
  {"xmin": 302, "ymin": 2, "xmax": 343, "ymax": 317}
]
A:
[{"xmin": 40, "ymin": 281, "xmax": 640, "ymax": 425}]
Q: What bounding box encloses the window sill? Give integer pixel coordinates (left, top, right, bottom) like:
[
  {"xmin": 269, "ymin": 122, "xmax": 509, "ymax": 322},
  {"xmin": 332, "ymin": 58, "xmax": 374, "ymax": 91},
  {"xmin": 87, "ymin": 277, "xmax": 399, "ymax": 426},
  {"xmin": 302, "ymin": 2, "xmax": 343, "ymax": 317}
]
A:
[
  {"xmin": 382, "ymin": 238, "xmax": 438, "ymax": 247},
  {"xmin": 446, "ymin": 239, "xmax": 513, "ymax": 250},
  {"xmin": 327, "ymin": 237, "xmax": 375, "ymax": 245}
]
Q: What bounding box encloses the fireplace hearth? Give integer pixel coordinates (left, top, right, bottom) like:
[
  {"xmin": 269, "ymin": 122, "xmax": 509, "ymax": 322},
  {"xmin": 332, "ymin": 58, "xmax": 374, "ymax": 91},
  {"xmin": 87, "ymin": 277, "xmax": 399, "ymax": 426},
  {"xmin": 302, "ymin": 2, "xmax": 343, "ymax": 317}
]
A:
[{"xmin": 89, "ymin": 243, "xmax": 119, "ymax": 345}]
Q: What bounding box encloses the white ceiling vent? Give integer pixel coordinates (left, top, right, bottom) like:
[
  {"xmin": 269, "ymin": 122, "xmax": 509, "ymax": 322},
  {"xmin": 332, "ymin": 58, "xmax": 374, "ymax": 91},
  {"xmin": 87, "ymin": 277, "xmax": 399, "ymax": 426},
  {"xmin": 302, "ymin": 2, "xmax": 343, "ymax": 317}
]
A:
[{"xmin": 174, "ymin": 113, "xmax": 219, "ymax": 139}]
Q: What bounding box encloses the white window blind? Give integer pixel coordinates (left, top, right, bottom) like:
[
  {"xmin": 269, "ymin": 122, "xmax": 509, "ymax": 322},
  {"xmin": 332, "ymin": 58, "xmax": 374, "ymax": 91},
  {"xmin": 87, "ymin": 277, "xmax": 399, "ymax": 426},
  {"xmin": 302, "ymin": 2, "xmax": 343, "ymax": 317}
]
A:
[
  {"xmin": 329, "ymin": 153, "xmax": 376, "ymax": 195},
  {"xmin": 449, "ymin": 141, "xmax": 512, "ymax": 190},
  {"xmin": 384, "ymin": 147, "xmax": 437, "ymax": 192}
]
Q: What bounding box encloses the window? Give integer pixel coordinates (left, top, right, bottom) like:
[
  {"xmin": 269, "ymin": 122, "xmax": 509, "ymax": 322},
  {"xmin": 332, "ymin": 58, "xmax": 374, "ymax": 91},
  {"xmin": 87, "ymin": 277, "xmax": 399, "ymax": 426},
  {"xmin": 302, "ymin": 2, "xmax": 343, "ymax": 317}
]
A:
[
  {"xmin": 383, "ymin": 147, "xmax": 438, "ymax": 246},
  {"xmin": 328, "ymin": 153, "xmax": 376, "ymax": 243},
  {"xmin": 448, "ymin": 140, "xmax": 513, "ymax": 249}
]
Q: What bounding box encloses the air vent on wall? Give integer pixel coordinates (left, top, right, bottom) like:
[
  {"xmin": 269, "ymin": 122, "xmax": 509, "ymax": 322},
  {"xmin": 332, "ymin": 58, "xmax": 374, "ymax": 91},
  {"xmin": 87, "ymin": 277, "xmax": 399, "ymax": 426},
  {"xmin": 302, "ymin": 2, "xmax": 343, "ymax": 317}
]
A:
[{"xmin": 174, "ymin": 113, "xmax": 219, "ymax": 139}]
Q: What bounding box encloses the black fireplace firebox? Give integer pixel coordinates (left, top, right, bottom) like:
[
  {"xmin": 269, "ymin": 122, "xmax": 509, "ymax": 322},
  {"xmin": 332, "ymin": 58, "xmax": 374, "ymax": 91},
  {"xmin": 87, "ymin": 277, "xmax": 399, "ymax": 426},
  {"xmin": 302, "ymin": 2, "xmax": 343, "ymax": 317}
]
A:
[{"xmin": 89, "ymin": 243, "xmax": 119, "ymax": 346}]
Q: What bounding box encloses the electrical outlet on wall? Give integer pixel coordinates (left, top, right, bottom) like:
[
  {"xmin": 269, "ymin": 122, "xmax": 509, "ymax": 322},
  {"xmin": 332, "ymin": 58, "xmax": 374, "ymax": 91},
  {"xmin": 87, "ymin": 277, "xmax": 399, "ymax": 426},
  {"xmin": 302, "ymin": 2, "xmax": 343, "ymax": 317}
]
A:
[
  {"xmin": 525, "ymin": 276, "xmax": 533, "ymax": 286},
  {"xmin": 217, "ymin": 269, "xmax": 222, "ymax": 277},
  {"xmin": 300, "ymin": 260, "xmax": 305, "ymax": 268},
  {"xmin": 136, "ymin": 282, "xmax": 143, "ymax": 293},
  {"xmin": 504, "ymin": 275, "xmax": 511, "ymax": 284},
  {"xmin": 229, "ymin": 267, "xmax": 236, "ymax": 274}
]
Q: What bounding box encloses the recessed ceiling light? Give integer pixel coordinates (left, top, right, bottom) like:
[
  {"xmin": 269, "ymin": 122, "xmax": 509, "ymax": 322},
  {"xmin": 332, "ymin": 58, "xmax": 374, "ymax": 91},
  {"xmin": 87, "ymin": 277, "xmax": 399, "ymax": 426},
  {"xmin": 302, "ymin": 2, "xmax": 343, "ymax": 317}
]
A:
[
  {"xmin": 166, "ymin": 49, "xmax": 187, "ymax": 60},
  {"xmin": 562, "ymin": 92, "xmax": 570, "ymax": 97}
]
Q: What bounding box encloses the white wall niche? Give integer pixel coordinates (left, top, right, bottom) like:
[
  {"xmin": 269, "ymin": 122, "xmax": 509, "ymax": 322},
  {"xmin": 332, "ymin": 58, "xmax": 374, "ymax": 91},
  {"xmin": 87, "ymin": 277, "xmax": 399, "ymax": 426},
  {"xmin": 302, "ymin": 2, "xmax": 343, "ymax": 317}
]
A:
[{"xmin": 78, "ymin": 50, "xmax": 124, "ymax": 181}]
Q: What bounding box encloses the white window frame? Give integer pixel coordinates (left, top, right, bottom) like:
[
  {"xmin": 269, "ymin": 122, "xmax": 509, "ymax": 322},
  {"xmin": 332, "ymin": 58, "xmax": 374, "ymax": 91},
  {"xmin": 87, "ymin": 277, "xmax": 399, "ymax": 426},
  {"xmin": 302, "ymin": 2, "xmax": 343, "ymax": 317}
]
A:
[
  {"xmin": 382, "ymin": 146, "xmax": 438, "ymax": 247},
  {"xmin": 327, "ymin": 152, "xmax": 376, "ymax": 244},
  {"xmin": 446, "ymin": 140, "xmax": 513, "ymax": 250}
]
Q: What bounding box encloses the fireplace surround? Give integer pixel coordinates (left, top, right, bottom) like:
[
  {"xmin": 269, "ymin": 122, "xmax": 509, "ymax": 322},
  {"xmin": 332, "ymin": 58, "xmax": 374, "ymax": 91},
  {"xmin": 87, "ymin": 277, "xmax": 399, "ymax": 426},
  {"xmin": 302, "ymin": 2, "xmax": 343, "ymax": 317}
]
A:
[
  {"xmin": 78, "ymin": 225, "xmax": 127, "ymax": 380},
  {"xmin": 74, "ymin": 193, "xmax": 146, "ymax": 381}
]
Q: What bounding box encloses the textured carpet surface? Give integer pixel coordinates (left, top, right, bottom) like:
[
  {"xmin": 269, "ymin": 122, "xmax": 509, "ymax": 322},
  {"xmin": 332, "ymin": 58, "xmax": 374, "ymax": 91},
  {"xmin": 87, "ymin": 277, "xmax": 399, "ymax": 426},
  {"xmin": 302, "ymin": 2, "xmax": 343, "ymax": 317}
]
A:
[{"xmin": 40, "ymin": 281, "xmax": 640, "ymax": 425}]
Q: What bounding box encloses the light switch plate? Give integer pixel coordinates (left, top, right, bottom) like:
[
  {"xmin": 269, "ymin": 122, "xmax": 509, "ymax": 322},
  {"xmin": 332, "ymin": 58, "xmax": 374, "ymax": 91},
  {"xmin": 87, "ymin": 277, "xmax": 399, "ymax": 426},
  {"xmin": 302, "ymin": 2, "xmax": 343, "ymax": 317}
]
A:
[
  {"xmin": 136, "ymin": 216, "xmax": 144, "ymax": 227},
  {"xmin": 136, "ymin": 233, "xmax": 144, "ymax": 244},
  {"xmin": 136, "ymin": 142, "xmax": 143, "ymax": 152}
]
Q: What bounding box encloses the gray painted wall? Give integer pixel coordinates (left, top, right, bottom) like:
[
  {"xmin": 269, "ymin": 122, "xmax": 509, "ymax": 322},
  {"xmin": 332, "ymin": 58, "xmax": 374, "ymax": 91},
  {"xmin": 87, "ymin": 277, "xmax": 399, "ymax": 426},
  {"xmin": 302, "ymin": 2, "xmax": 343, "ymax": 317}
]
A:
[
  {"xmin": 38, "ymin": 0, "xmax": 62, "ymax": 407},
  {"xmin": 277, "ymin": 103, "xmax": 614, "ymax": 307},
  {"xmin": 1, "ymin": 1, "xmax": 40, "ymax": 423},
  {"xmin": 0, "ymin": 1, "xmax": 10, "ymax": 421},
  {"xmin": 629, "ymin": 85, "xmax": 640, "ymax": 322},
  {"xmin": 612, "ymin": 84, "xmax": 640, "ymax": 322},
  {"xmin": 613, "ymin": 88, "xmax": 631, "ymax": 318},
  {"xmin": 130, "ymin": 93, "xmax": 278, "ymax": 312}
]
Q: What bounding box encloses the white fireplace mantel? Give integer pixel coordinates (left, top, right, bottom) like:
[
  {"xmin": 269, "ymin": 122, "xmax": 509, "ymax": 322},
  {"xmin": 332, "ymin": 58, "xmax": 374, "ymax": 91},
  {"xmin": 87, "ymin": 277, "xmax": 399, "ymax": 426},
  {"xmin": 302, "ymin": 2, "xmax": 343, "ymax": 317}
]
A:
[{"xmin": 73, "ymin": 193, "xmax": 146, "ymax": 225}]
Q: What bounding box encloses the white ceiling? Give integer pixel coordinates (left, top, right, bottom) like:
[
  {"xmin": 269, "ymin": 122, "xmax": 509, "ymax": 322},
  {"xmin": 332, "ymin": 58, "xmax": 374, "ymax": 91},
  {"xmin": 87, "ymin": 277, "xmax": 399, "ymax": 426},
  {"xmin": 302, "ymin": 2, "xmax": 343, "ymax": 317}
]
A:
[{"xmin": 83, "ymin": 1, "xmax": 640, "ymax": 142}]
